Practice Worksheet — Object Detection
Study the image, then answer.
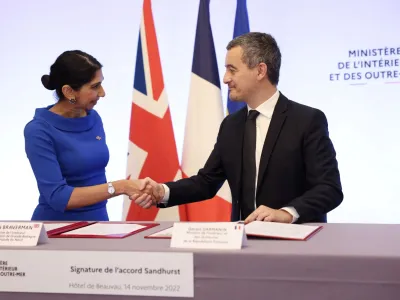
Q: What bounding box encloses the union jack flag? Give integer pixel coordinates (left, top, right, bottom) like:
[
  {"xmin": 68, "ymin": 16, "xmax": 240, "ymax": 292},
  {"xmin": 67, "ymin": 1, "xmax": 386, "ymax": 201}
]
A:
[{"xmin": 122, "ymin": 0, "xmax": 187, "ymax": 221}]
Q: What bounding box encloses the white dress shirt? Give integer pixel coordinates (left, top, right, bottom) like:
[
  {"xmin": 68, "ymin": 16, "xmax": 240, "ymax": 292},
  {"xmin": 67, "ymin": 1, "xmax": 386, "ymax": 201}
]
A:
[{"xmin": 161, "ymin": 90, "xmax": 299, "ymax": 223}]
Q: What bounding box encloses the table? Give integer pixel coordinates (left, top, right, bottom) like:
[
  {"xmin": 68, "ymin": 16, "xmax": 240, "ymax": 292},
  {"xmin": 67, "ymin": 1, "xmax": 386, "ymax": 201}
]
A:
[{"xmin": 1, "ymin": 222, "xmax": 400, "ymax": 300}]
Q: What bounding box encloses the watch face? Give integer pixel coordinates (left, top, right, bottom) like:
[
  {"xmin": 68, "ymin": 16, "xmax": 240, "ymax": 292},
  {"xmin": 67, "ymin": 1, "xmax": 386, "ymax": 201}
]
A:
[{"xmin": 108, "ymin": 186, "xmax": 115, "ymax": 194}]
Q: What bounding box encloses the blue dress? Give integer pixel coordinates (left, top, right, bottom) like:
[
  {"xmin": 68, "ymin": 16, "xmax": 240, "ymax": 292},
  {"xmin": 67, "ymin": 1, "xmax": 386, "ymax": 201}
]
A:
[{"xmin": 24, "ymin": 105, "xmax": 110, "ymax": 221}]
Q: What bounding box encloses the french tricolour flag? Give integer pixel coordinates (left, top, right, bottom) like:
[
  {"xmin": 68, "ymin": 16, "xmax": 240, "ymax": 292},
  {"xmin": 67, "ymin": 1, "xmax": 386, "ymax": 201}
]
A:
[{"xmin": 181, "ymin": 0, "xmax": 232, "ymax": 221}]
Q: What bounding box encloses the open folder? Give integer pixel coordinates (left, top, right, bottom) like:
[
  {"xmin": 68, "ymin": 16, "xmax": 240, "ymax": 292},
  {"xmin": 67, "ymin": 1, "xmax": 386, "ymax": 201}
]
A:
[
  {"xmin": 45, "ymin": 222, "xmax": 158, "ymax": 239},
  {"xmin": 145, "ymin": 221, "xmax": 322, "ymax": 241},
  {"xmin": 243, "ymin": 221, "xmax": 322, "ymax": 241}
]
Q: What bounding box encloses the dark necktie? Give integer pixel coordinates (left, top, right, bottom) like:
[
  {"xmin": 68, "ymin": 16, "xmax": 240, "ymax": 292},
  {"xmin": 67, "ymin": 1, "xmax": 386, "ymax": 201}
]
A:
[{"xmin": 240, "ymin": 110, "xmax": 260, "ymax": 220}]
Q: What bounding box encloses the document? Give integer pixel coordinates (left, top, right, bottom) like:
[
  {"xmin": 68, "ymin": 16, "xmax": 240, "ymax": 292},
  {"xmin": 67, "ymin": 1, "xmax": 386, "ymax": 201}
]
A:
[{"xmin": 244, "ymin": 221, "xmax": 322, "ymax": 240}]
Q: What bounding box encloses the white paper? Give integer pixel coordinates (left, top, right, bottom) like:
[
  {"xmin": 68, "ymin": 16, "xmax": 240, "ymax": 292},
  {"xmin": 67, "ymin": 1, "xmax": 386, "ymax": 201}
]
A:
[
  {"xmin": 44, "ymin": 223, "xmax": 73, "ymax": 232},
  {"xmin": 244, "ymin": 221, "xmax": 320, "ymax": 240},
  {"xmin": 62, "ymin": 223, "xmax": 145, "ymax": 236},
  {"xmin": 148, "ymin": 226, "xmax": 173, "ymax": 238}
]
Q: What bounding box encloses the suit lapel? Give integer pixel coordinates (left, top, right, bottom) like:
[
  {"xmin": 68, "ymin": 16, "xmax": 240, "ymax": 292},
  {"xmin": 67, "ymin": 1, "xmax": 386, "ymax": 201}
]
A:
[
  {"xmin": 229, "ymin": 107, "xmax": 247, "ymax": 220},
  {"xmin": 256, "ymin": 94, "xmax": 289, "ymax": 195}
]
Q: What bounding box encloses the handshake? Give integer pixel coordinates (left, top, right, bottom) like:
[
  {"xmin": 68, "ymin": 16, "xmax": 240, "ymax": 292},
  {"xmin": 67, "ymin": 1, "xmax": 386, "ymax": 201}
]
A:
[{"xmin": 124, "ymin": 177, "xmax": 165, "ymax": 208}]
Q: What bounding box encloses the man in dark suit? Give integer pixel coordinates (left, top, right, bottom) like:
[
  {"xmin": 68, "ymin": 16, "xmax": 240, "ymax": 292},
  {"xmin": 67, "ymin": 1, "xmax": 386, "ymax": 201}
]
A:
[{"xmin": 132, "ymin": 32, "xmax": 343, "ymax": 224}]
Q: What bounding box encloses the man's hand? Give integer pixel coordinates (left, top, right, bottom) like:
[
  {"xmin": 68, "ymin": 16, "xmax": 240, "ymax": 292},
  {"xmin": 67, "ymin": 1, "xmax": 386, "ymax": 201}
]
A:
[
  {"xmin": 244, "ymin": 205, "xmax": 293, "ymax": 224},
  {"xmin": 130, "ymin": 177, "xmax": 164, "ymax": 209}
]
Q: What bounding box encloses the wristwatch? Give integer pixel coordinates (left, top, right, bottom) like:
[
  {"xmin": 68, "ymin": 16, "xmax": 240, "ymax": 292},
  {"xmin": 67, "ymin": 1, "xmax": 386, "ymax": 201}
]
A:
[{"xmin": 107, "ymin": 182, "xmax": 115, "ymax": 195}]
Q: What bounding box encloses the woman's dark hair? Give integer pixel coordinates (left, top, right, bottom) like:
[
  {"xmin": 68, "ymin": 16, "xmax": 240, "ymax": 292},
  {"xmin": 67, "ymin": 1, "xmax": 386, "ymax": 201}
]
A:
[{"xmin": 41, "ymin": 50, "xmax": 102, "ymax": 100}]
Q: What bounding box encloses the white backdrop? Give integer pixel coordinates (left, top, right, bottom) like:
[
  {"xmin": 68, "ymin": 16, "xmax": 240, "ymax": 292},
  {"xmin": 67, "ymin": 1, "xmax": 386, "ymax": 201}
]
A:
[{"xmin": 0, "ymin": 0, "xmax": 399, "ymax": 223}]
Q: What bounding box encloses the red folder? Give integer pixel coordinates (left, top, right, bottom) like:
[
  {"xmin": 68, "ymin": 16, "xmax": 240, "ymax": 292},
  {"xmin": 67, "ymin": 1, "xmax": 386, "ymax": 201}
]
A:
[
  {"xmin": 244, "ymin": 222, "xmax": 324, "ymax": 241},
  {"xmin": 45, "ymin": 221, "xmax": 94, "ymax": 237},
  {"xmin": 49, "ymin": 222, "xmax": 159, "ymax": 239},
  {"xmin": 245, "ymin": 225, "xmax": 323, "ymax": 241}
]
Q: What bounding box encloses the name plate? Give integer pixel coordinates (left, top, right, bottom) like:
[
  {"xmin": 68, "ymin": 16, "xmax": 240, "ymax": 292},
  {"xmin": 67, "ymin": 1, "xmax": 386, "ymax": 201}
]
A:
[
  {"xmin": 170, "ymin": 222, "xmax": 247, "ymax": 250},
  {"xmin": 0, "ymin": 222, "xmax": 48, "ymax": 247},
  {"xmin": 0, "ymin": 250, "xmax": 193, "ymax": 298}
]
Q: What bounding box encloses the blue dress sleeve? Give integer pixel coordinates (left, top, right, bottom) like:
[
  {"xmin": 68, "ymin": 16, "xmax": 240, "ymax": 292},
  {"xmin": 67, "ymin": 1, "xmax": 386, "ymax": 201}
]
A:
[{"xmin": 24, "ymin": 122, "xmax": 74, "ymax": 212}]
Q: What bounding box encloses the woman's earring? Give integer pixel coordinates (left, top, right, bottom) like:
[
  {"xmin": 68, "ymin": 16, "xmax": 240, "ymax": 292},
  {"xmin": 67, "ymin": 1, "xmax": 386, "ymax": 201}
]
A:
[{"xmin": 69, "ymin": 98, "xmax": 77, "ymax": 104}]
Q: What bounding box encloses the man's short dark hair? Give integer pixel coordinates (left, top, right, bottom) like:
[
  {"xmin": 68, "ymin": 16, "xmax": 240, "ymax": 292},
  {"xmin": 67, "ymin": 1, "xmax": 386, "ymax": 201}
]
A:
[{"xmin": 227, "ymin": 32, "xmax": 281, "ymax": 85}]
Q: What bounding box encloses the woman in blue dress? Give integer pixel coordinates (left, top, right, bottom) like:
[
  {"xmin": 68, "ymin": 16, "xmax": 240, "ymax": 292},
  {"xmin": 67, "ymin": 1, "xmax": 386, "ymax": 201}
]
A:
[{"xmin": 24, "ymin": 50, "xmax": 143, "ymax": 221}]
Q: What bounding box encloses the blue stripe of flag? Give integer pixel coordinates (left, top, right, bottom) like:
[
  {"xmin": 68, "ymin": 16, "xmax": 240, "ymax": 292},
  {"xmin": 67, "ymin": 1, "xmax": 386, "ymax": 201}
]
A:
[{"xmin": 191, "ymin": 0, "xmax": 220, "ymax": 89}]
